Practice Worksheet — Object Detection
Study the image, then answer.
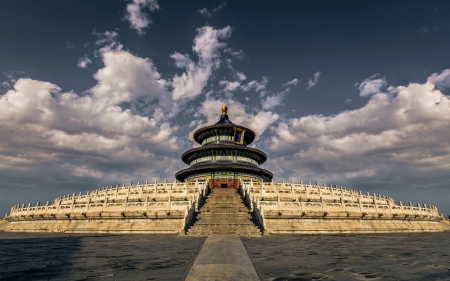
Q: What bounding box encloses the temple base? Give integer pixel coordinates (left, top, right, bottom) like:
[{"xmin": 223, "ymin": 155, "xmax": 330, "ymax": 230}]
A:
[{"xmin": 209, "ymin": 179, "xmax": 239, "ymax": 189}]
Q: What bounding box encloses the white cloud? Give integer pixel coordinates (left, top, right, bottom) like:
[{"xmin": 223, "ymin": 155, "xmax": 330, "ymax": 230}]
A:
[
  {"xmin": 358, "ymin": 74, "xmax": 387, "ymax": 97},
  {"xmin": 283, "ymin": 78, "xmax": 298, "ymax": 87},
  {"xmin": 198, "ymin": 2, "xmax": 227, "ymax": 17},
  {"xmin": 419, "ymin": 26, "xmax": 429, "ymax": 33},
  {"xmin": 197, "ymin": 8, "xmax": 211, "ymax": 17},
  {"xmin": 306, "ymin": 72, "xmax": 320, "ymax": 90},
  {"xmin": 268, "ymin": 75, "xmax": 450, "ymax": 186},
  {"xmin": 236, "ymin": 72, "xmax": 246, "ymax": 81},
  {"xmin": 428, "ymin": 69, "xmax": 450, "ymax": 90},
  {"xmin": 212, "ymin": 2, "xmax": 227, "ymax": 12},
  {"xmin": 241, "ymin": 77, "xmax": 268, "ymax": 92},
  {"xmin": 0, "ymin": 44, "xmax": 181, "ymax": 193},
  {"xmin": 2, "ymin": 81, "xmax": 10, "ymax": 89},
  {"xmin": 124, "ymin": 0, "xmax": 160, "ymax": 35},
  {"xmin": 261, "ymin": 94, "xmax": 283, "ymax": 110},
  {"xmin": 91, "ymin": 48, "xmax": 169, "ymax": 114},
  {"xmin": 230, "ymin": 50, "xmax": 244, "ymax": 59},
  {"xmin": 345, "ymin": 98, "xmax": 352, "ymax": 103},
  {"xmin": 93, "ymin": 31, "xmax": 121, "ymax": 54},
  {"xmin": 219, "ymin": 80, "xmax": 240, "ymax": 92},
  {"xmin": 170, "ymin": 26, "xmax": 232, "ymax": 100},
  {"xmin": 3, "ymin": 70, "xmax": 25, "ymax": 84},
  {"xmin": 77, "ymin": 55, "xmax": 92, "ymax": 68}
]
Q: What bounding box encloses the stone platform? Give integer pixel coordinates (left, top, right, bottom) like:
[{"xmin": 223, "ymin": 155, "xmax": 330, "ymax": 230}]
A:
[{"xmin": 3, "ymin": 179, "xmax": 446, "ymax": 234}]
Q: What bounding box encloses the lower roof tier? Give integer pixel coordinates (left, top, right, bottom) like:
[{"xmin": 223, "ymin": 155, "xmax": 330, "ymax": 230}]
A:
[{"xmin": 175, "ymin": 162, "xmax": 273, "ymax": 182}]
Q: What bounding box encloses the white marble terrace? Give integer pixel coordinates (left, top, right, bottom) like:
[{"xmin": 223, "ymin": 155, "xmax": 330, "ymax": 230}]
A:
[
  {"xmin": 239, "ymin": 180, "xmax": 441, "ymax": 226},
  {"xmin": 6, "ymin": 179, "xmax": 442, "ymax": 230}
]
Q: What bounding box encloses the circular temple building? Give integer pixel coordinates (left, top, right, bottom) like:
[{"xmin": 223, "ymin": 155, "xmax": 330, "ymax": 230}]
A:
[{"xmin": 175, "ymin": 105, "xmax": 273, "ymax": 188}]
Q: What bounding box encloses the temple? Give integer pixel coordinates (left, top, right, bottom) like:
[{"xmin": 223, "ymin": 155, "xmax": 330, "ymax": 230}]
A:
[
  {"xmin": 2, "ymin": 106, "xmax": 449, "ymax": 234},
  {"xmin": 176, "ymin": 105, "xmax": 272, "ymax": 188}
]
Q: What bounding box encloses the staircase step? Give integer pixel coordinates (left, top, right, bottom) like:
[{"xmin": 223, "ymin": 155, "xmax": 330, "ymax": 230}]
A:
[
  {"xmin": 187, "ymin": 230, "xmax": 261, "ymax": 236},
  {"xmin": 186, "ymin": 188, "xmax": 262, "ymax": 236},
  {"xmin": 193, "ymin": 217, "xmax": 253, "ymax": 221}
]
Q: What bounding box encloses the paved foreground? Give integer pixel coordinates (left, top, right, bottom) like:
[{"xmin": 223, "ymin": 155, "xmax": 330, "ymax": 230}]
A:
[
  {"xmin": 1, "ymin": 231, "xmax": 450, "ymax": 280},
  {"xmin": 0, "ymin": 232, "xmax": 205, "ymax": 281},
  {"xmin": 242, "ymin": 232, "xmax": 450, "ymax": 281}
]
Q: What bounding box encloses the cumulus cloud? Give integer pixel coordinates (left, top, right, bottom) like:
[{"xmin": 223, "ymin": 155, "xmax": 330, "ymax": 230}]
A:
[
  {"xmin": 428, "ymin": 69, "xmax": 450, "ymax": 90},
  {"xmin": 90, "ymin": 48, "xmax": 169, "ymax": 113},
  {"xmin": 268, "ymin": 74, "xmax": 450, "ymax": 189},
  {"xmin": 170, "ymin": 26, "xmax": 232, "ymax": 100},
  {"xmin": 306, "ymin": 72, "xmax": 320, "ymax": 90},
  {"xmin": 358, "ymin": 74, "xmax": 387, "ymax": 97},
  {"xmin": 124, "ymin": 0, "xmax": 160, "ymax": 35},
  {"xmin": 0, "ymin": 43, "xmax": 181, "ymax": 202},
  {"xmin": 77, "ymin": 55, "xmax": 92, "ymax": 68},
  {"xmin": 0, "ymin": 25, "xmax": 242, "ymax": 192}
]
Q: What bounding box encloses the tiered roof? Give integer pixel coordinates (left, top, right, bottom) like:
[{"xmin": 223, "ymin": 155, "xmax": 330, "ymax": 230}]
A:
[{"xmin": 175, "ymin": 105, "xmax": 272, "ymax": 182}]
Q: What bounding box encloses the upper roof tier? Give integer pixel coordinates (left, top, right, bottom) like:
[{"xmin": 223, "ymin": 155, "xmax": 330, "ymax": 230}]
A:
[{"xmin": 193, "ymin": 105, "xmax": 256, "ymax": 146}]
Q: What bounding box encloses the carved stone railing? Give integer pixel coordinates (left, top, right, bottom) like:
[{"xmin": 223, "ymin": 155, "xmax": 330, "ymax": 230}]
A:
[
  {"xmin": 233, "ymin": 179, "xmax": 441, "ymax": 224},
  {"xmin": 6, "ymin": 179, "xmax": 442, "ymax": 223},
  {"xmin": 239, "ymin": 179, "xmax": 266, "ymax": 233},
  {"xmin": 182, "ymin": 180, "xmax": 209, "ymax": 234},
  {"xmin": 7, "ymin": 179, "xmax": 209, "ymax": 222}
]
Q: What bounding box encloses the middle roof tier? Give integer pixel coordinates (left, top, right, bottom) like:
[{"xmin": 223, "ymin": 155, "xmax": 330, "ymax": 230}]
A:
[{"xmin": 181, "ymin": 144, "xmax": 267, "ymax": 166}]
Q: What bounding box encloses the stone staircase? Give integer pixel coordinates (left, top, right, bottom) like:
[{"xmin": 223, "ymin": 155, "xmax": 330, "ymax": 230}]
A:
[{"xmin": 186, "ymin": 188, "xmax": 262, "ymax": 236}]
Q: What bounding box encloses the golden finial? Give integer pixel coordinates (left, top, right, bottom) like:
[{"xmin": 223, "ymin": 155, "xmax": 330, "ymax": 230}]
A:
[{"xmin": 221, "ymin": 105, "xmax": 228, "ymax": 115}]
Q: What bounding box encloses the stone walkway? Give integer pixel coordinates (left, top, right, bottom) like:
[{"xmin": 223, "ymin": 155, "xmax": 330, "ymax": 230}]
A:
[
  {"xmin": 186, "ymin": 236, "xmax": 259, "ymax": 281},
  {"xmin": 2, "ymin": 231, "xmax": 450, "ymax": 280}
]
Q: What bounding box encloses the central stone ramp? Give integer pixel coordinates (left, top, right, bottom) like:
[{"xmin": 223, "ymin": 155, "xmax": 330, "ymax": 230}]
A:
[
  {"xmin": 185, "ymin": 236, "xmax": 260, "ymax": 280},
  {"xmin": 187, "ymin": 188, "xmax": 262, "ymax": 236}
]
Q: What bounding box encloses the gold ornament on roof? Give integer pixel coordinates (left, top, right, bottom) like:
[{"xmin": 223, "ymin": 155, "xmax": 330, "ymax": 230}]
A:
[{"xmin": 222, "ymin": 105, "xmax": 228, "ymax": 115}]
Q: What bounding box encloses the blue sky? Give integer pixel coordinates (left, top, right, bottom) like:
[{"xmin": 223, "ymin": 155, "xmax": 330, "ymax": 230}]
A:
[{"xmin": 1, "ymin": 0, "xmax": 450, "ymax": 216}]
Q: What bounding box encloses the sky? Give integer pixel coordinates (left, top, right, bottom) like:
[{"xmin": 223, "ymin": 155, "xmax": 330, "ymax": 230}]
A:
[{"xmin": 1, "ymin": 0, "xmax": 450, "ymax": 216}]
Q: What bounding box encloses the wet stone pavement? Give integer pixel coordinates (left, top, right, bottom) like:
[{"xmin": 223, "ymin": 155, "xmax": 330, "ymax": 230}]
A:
[
  {"xmin": 242, "ymin": 232, "xmax": 450, "ymax": 281},
  {"xmin": 0, "ymin": 232, "xmax": 205, "ymax": 281},
  {"xmin": 1, "ymin": 231, "xmax": 450, "ymax": 280}
]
